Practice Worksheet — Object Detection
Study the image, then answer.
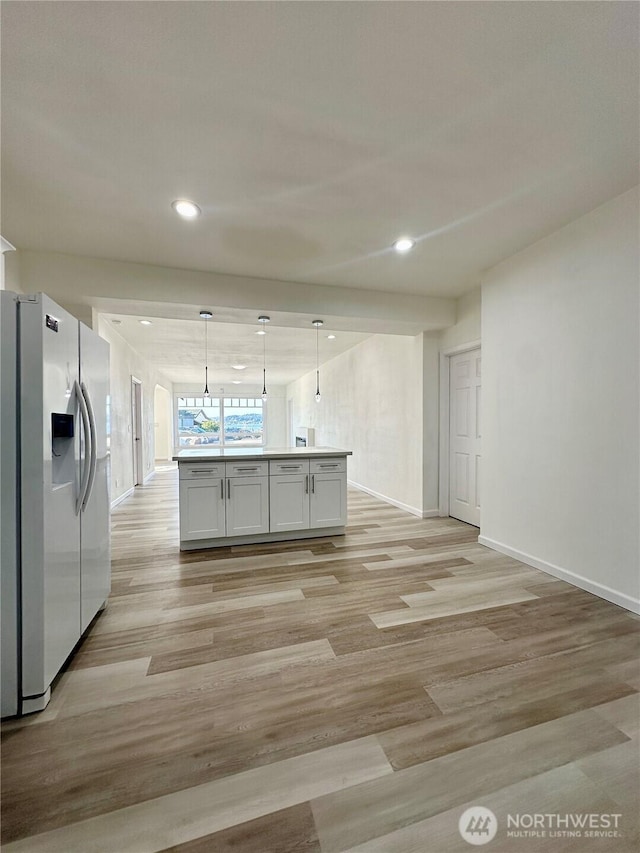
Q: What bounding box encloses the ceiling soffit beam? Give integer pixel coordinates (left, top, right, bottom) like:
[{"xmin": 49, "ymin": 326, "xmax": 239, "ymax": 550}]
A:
[{"xmin": 17, "ymin": 250, "xmax": 456, "ymax": 335}]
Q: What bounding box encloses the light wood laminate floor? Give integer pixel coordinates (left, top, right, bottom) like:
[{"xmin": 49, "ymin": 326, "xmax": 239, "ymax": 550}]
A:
[{"xmin": 2, "ymin": 469, "xmax": 639, "ymax": 852}]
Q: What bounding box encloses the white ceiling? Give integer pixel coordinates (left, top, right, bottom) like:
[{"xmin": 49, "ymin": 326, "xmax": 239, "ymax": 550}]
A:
[
  {"xmin": 2, "ymin": 1, "xmax": 638, "ymax": 300},
  {"xmin": 103, "ymin": 313, "xmax": 370, "ymax": 387}
]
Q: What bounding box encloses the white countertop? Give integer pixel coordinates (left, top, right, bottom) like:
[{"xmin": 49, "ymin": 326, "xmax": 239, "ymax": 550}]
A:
[{"xmin": 173, "ymin": 446, "xmax": 352, "ymax": 462}]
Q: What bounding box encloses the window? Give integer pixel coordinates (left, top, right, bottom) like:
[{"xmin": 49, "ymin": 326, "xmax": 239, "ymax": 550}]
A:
[
  {"xmin": 222, "ymin": 397, "xmax": 264, "ymax": 446},
  {"xmin": 176, "ymin": 397, "xmax": 264, "ymax": 448}
]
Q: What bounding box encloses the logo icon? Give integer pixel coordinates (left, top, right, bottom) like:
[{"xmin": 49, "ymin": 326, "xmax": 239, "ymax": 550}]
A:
[{"xmin": 458, "ymin": 806, "xmax": 498, "ymax": 846}]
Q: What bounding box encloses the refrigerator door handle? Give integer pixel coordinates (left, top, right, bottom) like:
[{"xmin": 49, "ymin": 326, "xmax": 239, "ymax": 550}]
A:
[
  {"xmin": 81, "ymin": 382, "xmax": 98, "ymax": 512},
  {"xmin": 75, "ymin": 380, "xmax": 91, "ymax": 515}
]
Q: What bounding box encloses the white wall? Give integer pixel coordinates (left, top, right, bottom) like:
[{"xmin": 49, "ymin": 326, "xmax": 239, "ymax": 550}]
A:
[
  {"xmin": 98, "ymin": 319, "xmax": 174, "ymax": 504},
  {"xmin": 422, "ymin": 334, "xmax": 441, "ymax": 513},
  {"xmin": 287, "ymin": 334, "xmax": 439, "ymax": 516},
  {"xmin": 264, "ymin": 386, "xmax": 287, "ymax": 447},
  {"xmin": 154, "ymin": 384, "xmax": 173, "ymax": 462},
  {"xmin": 1, "ymin": 247, "xmax": 20, "ymax": 292},
  {"xmin": 440, "ymin": 288, "xmax": 481, "ymax": 352},
  {"xmin": 480, "ymin": 187, "xmax": 639, "ymax": 612}
]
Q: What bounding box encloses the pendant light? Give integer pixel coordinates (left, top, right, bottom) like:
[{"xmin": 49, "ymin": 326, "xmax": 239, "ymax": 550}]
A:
[
  {"xmin": 199, "ymin": 310, "xmax": 213, "ymax": 397},
  {"xmin": 312, "ymin": 320, "xmax": 323, "ymax": 402},
  {"xmin": 258, "ymin": 315, "xmax": 270, "ymax": 400}
]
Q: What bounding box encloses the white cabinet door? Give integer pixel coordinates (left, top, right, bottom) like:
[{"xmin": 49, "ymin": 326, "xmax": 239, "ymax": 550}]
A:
[
  {"xmin": 310, "ymin": 472, "xmax": 347, "ymax": 528},
  {"xmin": 226, "ymin": 477, "xmax": 269, "ymax": 536},
  {"xmin": 270, "ymin": 473, "xmax": 310, "ymax": 532},
  {"xmin": 179, "ymin": 478, "xmax": 225, "ymax": 541}
]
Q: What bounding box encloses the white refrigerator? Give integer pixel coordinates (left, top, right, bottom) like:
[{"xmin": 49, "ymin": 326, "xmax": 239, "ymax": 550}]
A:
[{"xmin": 1, "ymin": 292, "xmax": 111, "ymax": 716}]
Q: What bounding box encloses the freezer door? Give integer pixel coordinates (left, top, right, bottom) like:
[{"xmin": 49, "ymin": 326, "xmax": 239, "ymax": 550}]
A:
[
  {"xmin": 79, "ymin": 323, "xmax": 110, "ymax": 632},
  {"xmin": 20, "ymin": 295, "xmax": 81, "ymax": 701},
  {"xmin": 0, "ymin": 292, "xmax": 19, "ymax": 717}
]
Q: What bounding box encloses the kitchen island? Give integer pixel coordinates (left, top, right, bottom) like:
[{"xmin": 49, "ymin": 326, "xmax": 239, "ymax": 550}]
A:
[{"xmin": 173, "ymin": 447, "xmax": 352, "ymax": 550}]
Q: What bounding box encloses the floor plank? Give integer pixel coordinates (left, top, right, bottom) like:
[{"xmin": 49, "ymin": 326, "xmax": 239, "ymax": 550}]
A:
[
  {"xmin": 163, "ymin": 803, "xmax": 321, "ymax": 853},
  {"xmin": 2, "ymin": 737, "xmax": 392, "ymax": 853}
]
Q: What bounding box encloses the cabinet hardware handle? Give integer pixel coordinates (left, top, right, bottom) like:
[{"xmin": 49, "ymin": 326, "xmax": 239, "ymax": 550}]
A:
[
  {"xmin": 220, "ymin": 480, "xmax": 224, "ymax": 500},
  {"xmin": 318, "ymin": 463, "xmax": 338, "ymax": 468},
  {"xmin": 280, "ymin": 465, "xmax": 300, "ymax": 469},
  {"xmin": 311, "ymin": 474, "xmax": 315, "ymax": 493},
  {"xmin": 305, "ymin": 474, "xmax": 309, "ymax": 494},
  {"xmin": 227, "ymin": 479, "xmax": 231, "ymax": 499},
  {"xmin": 192, "ymin": 469, "xmax": 214, "ymax": 474},
  {"xmin": 236, "ymin": 466, "xmax": 258, "ymax": 471}
]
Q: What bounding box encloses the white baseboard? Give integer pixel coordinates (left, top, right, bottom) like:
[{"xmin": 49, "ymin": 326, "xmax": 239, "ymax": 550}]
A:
[
  {"xmin": 348, "ymin": 479, "xmax": 439, "ymax": 519},
  {"xmin": 143, "ymin": 470, "xmax": 156, "ymax": 484},
  {"xmin": 111, "ymin": 487, "xmax": 134, "ymax": 510},
  {"xmin": 478, "ymin": 535, "xmax": 640, "ymax": 615}
]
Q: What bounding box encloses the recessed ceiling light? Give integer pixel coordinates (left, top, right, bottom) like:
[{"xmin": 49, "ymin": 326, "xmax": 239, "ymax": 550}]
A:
[
  {"xmin": 139, "ymin": 320, "xmax": 152, "ymax": 326},
  {"xmin": 232, "ymin": 364, "xmax": 246, "ymax": 370},
  {"xmin": 199, "ymin": 310, "xmax": 213, "ymax": 319},
  {"xmin": 392, "ymin": 237, "xmax": 415, "ymax": 253},
  {"xmin": 172, "ymin": 199, "xmax": 201, "ymax": 219},
  {"xmin": 327, "ymin": 334, "xmax": 336, "ymax": 340},
  {"xmin": 231, "ymin": 380, "xmax": 242, "ymax": 385}
]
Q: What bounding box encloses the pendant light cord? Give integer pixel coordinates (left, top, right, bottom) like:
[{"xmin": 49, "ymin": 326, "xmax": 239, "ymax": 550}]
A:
[
  {"xmin": 203, "ymin": 315, "xmax": 210, "ymax": 397},
  {"xmin": 314, "ymin": 320, "xmax": 322, "ymax": 402},
  {"xmin": 262, "ymin": 324, "xmax": 267, "ymax": 399},
  {"xmin": 257, "ymin": 316, "xmax": 270, "ymax": 400}
]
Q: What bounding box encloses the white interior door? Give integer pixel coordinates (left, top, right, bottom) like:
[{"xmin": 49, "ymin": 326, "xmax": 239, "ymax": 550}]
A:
[
  {"xmin": 449, "ymin": 348, "xmax": 481, "ymax": 526},
  {"xmin": 131, "ymin": 378, "xmax": 143, "ymax": 486}
]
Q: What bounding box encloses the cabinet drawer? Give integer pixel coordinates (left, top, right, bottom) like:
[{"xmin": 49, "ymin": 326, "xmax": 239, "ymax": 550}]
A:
[
  {"xmin": 225, "ymin": 460, "xmax": 268, "ymax": 478},
  {"xmin": 269, "ymin": 459, "xmax": 310, "ymax": 475},
  {"xmin": 179, "ymin": 462, "xmax": 225, "ymax": 480},
  {"xmin": 310, "ymin": 457, "xmax": 346, "ymax": 474}
]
